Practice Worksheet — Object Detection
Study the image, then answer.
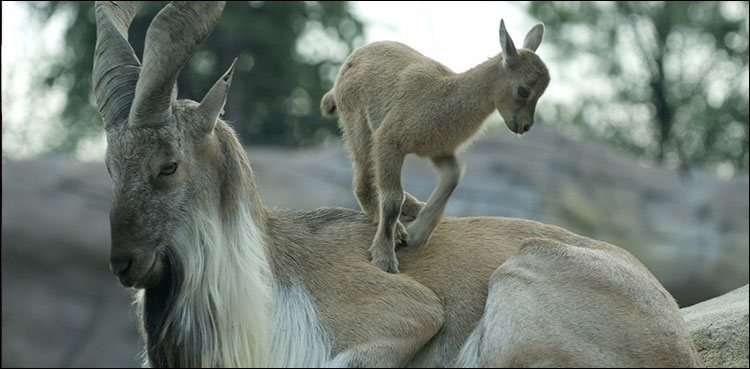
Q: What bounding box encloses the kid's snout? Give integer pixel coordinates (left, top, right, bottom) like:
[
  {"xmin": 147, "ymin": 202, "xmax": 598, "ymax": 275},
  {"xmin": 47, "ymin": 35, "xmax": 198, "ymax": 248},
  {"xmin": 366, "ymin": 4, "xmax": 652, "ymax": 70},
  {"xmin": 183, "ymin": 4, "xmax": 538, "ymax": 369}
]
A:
[{"xmin": 505, "ymin": 116, "xmax": 533, "ymax": 135}]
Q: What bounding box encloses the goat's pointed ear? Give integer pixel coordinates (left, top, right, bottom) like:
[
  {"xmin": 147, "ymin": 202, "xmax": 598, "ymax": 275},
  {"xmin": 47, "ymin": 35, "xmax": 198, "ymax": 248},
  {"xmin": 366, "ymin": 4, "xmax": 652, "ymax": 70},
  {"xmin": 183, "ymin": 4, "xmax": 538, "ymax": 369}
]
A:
[
  {"xmin": 197, "ymin": 58, "xmax": 237, "ymax": 133},
  {"xmin": 523, "ymin": 23, "xmax": 544, "ymax": 52},
  {"xmin": 499, "ymin": 19, "xmax": 518, "ymax": 68}
]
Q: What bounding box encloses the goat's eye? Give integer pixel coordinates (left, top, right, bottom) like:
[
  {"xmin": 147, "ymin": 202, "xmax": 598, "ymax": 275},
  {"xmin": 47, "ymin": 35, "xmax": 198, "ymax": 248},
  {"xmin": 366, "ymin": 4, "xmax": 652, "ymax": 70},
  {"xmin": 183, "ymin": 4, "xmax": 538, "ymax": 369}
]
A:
[
  {"xmin": 518, "ymin": 86, "xmax": 530, "ymax": 99},
  {"xmin": 160, "ymin": 162, "xmax": 178, "ymax": 176}
]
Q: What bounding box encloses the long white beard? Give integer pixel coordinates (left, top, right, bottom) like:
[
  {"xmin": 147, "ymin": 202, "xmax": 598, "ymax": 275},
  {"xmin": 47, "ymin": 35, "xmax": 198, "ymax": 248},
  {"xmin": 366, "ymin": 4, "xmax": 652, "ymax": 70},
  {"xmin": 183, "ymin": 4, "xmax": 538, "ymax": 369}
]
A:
[{"xmin": 167, "ymin": 195, "xmax": 272, "ymax": 367}]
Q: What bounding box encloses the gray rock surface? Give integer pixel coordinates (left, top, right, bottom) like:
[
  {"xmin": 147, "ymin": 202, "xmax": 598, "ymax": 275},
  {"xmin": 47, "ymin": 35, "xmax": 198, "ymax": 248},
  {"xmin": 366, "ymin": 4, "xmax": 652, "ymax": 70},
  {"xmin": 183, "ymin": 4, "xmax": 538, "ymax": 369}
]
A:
[
  {"xmin": 2, "ymin": 127, "xmax": 748, "ymax": 367},
  {"xmin": 2, "ymin": 156, "xmax": 142, "ymax": 367},
  {"xmin": 682, "ymin": 284, "xmax": 749, "ymax": 368}
]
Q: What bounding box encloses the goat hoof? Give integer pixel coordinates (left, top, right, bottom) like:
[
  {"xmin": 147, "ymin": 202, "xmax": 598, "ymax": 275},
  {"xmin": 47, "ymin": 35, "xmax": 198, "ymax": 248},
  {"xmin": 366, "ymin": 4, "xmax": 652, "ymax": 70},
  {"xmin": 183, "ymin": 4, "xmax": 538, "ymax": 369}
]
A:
[
  {"xmin": 399, "ymin": 214, "xmax": 417, "ymax": 223},
  {"xmin": 371, "ymin": 256, "xmax": 399, "ymax": 274},
  {"xmin": 401, "ymin": 198, "xmax": 425, "ymax": 219},
  {"xmin": 395, "ymin": 221, "xmax": 409, "ymax": 246}
]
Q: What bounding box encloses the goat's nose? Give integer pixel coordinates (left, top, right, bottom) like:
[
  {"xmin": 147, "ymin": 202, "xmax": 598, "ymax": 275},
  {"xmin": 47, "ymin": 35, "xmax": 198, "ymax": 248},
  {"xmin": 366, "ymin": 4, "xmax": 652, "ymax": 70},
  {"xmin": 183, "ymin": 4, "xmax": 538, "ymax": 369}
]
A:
[
  {"xmin": 110, "ymin": 258, "xmax": 132, "ymax": 277},
  {"xmin": 523, "ymin": 123, "xmax": 531, "ymax": 132}
]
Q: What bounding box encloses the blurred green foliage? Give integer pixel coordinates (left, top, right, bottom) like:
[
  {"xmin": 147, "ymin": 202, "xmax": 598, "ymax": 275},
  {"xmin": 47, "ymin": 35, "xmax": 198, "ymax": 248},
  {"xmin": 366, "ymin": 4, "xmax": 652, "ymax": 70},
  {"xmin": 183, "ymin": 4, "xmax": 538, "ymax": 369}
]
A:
[
  {"xmin": 528, "ymin": 1, "xmax": 749, "ymax": 173},
  {"xmin": 27, "ymin": 1, "xmax": 363, "ymax": 150}
]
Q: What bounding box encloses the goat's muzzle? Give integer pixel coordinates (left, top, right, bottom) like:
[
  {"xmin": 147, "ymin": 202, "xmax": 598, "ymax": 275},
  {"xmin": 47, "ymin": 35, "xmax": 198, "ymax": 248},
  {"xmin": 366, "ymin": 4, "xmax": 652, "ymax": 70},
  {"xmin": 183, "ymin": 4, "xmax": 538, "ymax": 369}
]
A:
[
  {"xmin": 110, "ymin": 257, "xmax": 131, "ymax": 278},
  {"xmin": 505, "ymin": 116, "xmax": 533, "ymax": 135},
  {"xmin": 109, "ymin": 247, "xmax": 164, "ymax": 289}
]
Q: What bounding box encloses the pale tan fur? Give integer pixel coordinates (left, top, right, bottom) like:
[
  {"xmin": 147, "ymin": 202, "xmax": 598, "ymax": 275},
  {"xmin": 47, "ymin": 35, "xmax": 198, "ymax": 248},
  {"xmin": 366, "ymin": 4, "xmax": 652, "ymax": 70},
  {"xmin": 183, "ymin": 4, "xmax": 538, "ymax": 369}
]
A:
[
  {"xmin": 321, "ymin": 20, "xmax": 551, "ymax": 273},
  {"xmin": 96, "ymin": 3, "xmax": 702, "ymax": 367}
]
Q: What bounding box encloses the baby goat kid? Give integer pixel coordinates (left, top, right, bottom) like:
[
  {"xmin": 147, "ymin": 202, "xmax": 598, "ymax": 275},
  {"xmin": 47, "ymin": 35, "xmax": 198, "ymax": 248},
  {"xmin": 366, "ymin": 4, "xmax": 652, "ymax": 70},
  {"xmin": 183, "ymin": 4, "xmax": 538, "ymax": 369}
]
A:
[{"xmin": 322, "ymin": 20, "xmax": 550, "ymax": 273}]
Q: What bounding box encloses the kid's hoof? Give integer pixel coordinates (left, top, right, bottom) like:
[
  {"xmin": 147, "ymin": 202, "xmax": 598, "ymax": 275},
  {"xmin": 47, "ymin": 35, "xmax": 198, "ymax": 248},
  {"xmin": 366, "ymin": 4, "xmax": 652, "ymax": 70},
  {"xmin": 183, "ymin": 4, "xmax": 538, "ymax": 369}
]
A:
[
  {"xmin": 371, "ymin": 256, "xmax": 399, "ymax": 274},
  {"xmin": 395, "ymin": 221, "xmax": 409, "ymax": 247},
  {"xmin": 401, "ymin": 196, "xmax": 425, "ymax": 220}
]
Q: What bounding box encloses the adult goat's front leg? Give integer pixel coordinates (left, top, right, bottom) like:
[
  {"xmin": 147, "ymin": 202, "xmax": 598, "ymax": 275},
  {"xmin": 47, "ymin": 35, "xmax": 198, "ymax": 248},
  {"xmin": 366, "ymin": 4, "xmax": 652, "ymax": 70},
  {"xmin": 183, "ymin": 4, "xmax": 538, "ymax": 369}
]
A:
[
  {"xmin": 370, "ymin": 147, "xmax": 408, "ymax": 273},
  {"xmin": 408, "ymin": 155, "xmax": 464, "ymax": 248},
  {"xmin": 323, "ymin": 268, "xmax": 445, "ymax": 368}
]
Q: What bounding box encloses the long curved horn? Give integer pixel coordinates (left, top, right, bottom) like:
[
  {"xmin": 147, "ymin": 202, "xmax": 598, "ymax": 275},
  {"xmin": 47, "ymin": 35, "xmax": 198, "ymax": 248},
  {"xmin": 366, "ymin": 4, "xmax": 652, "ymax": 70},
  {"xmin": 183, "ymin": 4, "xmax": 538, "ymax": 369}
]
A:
[
  {"xmin": 92, "ymin": 1, "xmax": 143, "ymax": 129},
  {"xmin": 129, "ymin": 1, "xmax": 226, "ymax": 128}
]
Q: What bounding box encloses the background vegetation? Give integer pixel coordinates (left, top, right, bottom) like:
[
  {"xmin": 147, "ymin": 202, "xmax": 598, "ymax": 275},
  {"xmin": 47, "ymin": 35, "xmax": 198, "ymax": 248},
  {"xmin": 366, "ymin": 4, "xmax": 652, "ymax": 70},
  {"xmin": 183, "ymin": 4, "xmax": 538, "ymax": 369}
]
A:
[
  {"xmin": 527, "ymin": 1, "xmax": 749, "ymax": 175},
  {"xmin": 15, "ymin": 1, "xmax": 363, "ymax": 150},
  {"xmin": 3, "ymin": 1, "xmax": 748, "ymax": 174}
]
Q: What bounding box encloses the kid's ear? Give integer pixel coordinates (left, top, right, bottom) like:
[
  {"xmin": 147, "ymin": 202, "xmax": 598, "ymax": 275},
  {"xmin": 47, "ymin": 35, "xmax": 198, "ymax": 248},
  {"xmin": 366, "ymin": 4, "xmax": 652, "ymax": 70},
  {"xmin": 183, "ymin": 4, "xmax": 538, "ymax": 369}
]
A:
[
  {"xmin": 523, "ymin": 23, "xmax": 544, "ymax": 52},
  {"xmin": 499, "ymin": 19, "xmax": 519, "ymax": 68}
]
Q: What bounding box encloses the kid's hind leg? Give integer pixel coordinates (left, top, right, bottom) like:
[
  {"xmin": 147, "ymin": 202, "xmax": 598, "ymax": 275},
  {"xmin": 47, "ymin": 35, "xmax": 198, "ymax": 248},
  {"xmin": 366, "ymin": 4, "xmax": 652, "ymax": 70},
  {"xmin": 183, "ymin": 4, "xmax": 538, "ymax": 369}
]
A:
[
  {"xmin": 340, "ymin": 112, "xmax": 379, "ymax": 220},
  {"xmin": 370, "ymin": 142, "xmax": 408, "ymax": 273},
  {"xmin": 407, "ymin": 154, "xmax": 465, "ymax": 248},
  {"xmin": 353, "ymin": 159, "xmax": 379, "ymax": 221}
]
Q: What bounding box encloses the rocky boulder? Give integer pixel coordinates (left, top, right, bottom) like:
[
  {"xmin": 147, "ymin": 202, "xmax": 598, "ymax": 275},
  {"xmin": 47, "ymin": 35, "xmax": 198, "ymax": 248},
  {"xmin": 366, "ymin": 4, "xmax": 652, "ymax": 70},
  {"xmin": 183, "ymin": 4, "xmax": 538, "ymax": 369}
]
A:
[{"xmin": 682, "ymin": 284, "xmax": 749, "ymax": 368}]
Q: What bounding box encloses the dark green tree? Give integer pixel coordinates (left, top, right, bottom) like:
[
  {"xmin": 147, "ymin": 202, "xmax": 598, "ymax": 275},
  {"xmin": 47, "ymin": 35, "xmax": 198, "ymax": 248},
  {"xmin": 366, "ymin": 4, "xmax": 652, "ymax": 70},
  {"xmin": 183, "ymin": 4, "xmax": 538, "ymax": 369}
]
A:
[
  {"xmin": 27, "ymin": 1, "xmax": 363, "ymax": 151},
  {"xmin": 527, "ymin": 1, "xmax": 749, "ymax": 174}
]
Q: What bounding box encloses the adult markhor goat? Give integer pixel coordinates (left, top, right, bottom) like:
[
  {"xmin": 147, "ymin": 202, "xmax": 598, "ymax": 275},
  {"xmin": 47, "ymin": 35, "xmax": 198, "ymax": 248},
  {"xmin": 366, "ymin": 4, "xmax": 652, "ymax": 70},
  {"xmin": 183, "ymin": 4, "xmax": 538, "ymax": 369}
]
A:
[{"xmin": 94, "ymin": 1, "xmax": 703, "ymax": 367}]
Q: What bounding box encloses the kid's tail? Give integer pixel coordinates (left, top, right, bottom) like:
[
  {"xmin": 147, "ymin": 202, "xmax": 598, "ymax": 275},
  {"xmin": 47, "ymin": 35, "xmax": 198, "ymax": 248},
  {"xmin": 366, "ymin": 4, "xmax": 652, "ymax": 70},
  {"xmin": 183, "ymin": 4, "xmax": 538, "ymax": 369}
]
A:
[{"xmin": 320, "ymin": 91, "xmax": 337, "ymax": 117}]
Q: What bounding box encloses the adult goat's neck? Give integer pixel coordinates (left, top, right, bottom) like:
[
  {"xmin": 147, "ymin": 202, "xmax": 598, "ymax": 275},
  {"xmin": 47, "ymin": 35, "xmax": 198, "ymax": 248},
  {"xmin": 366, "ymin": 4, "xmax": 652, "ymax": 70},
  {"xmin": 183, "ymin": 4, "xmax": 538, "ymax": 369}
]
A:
[{"xmin": 140, "ymin": 122, "xmax": 273, "ymax": 367}]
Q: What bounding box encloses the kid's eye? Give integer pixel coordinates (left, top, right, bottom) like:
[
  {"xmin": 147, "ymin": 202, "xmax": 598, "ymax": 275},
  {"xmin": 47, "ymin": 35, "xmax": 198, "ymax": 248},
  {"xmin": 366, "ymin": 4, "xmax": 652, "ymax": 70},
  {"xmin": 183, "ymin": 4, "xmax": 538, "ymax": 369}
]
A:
[
  {"xmin": 518, "ymin": 86, "xmax": 530, "ymax": 98},
  {"xmin": 160, "ymin": 162, "xmax": 178, "ymax": 176}
]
